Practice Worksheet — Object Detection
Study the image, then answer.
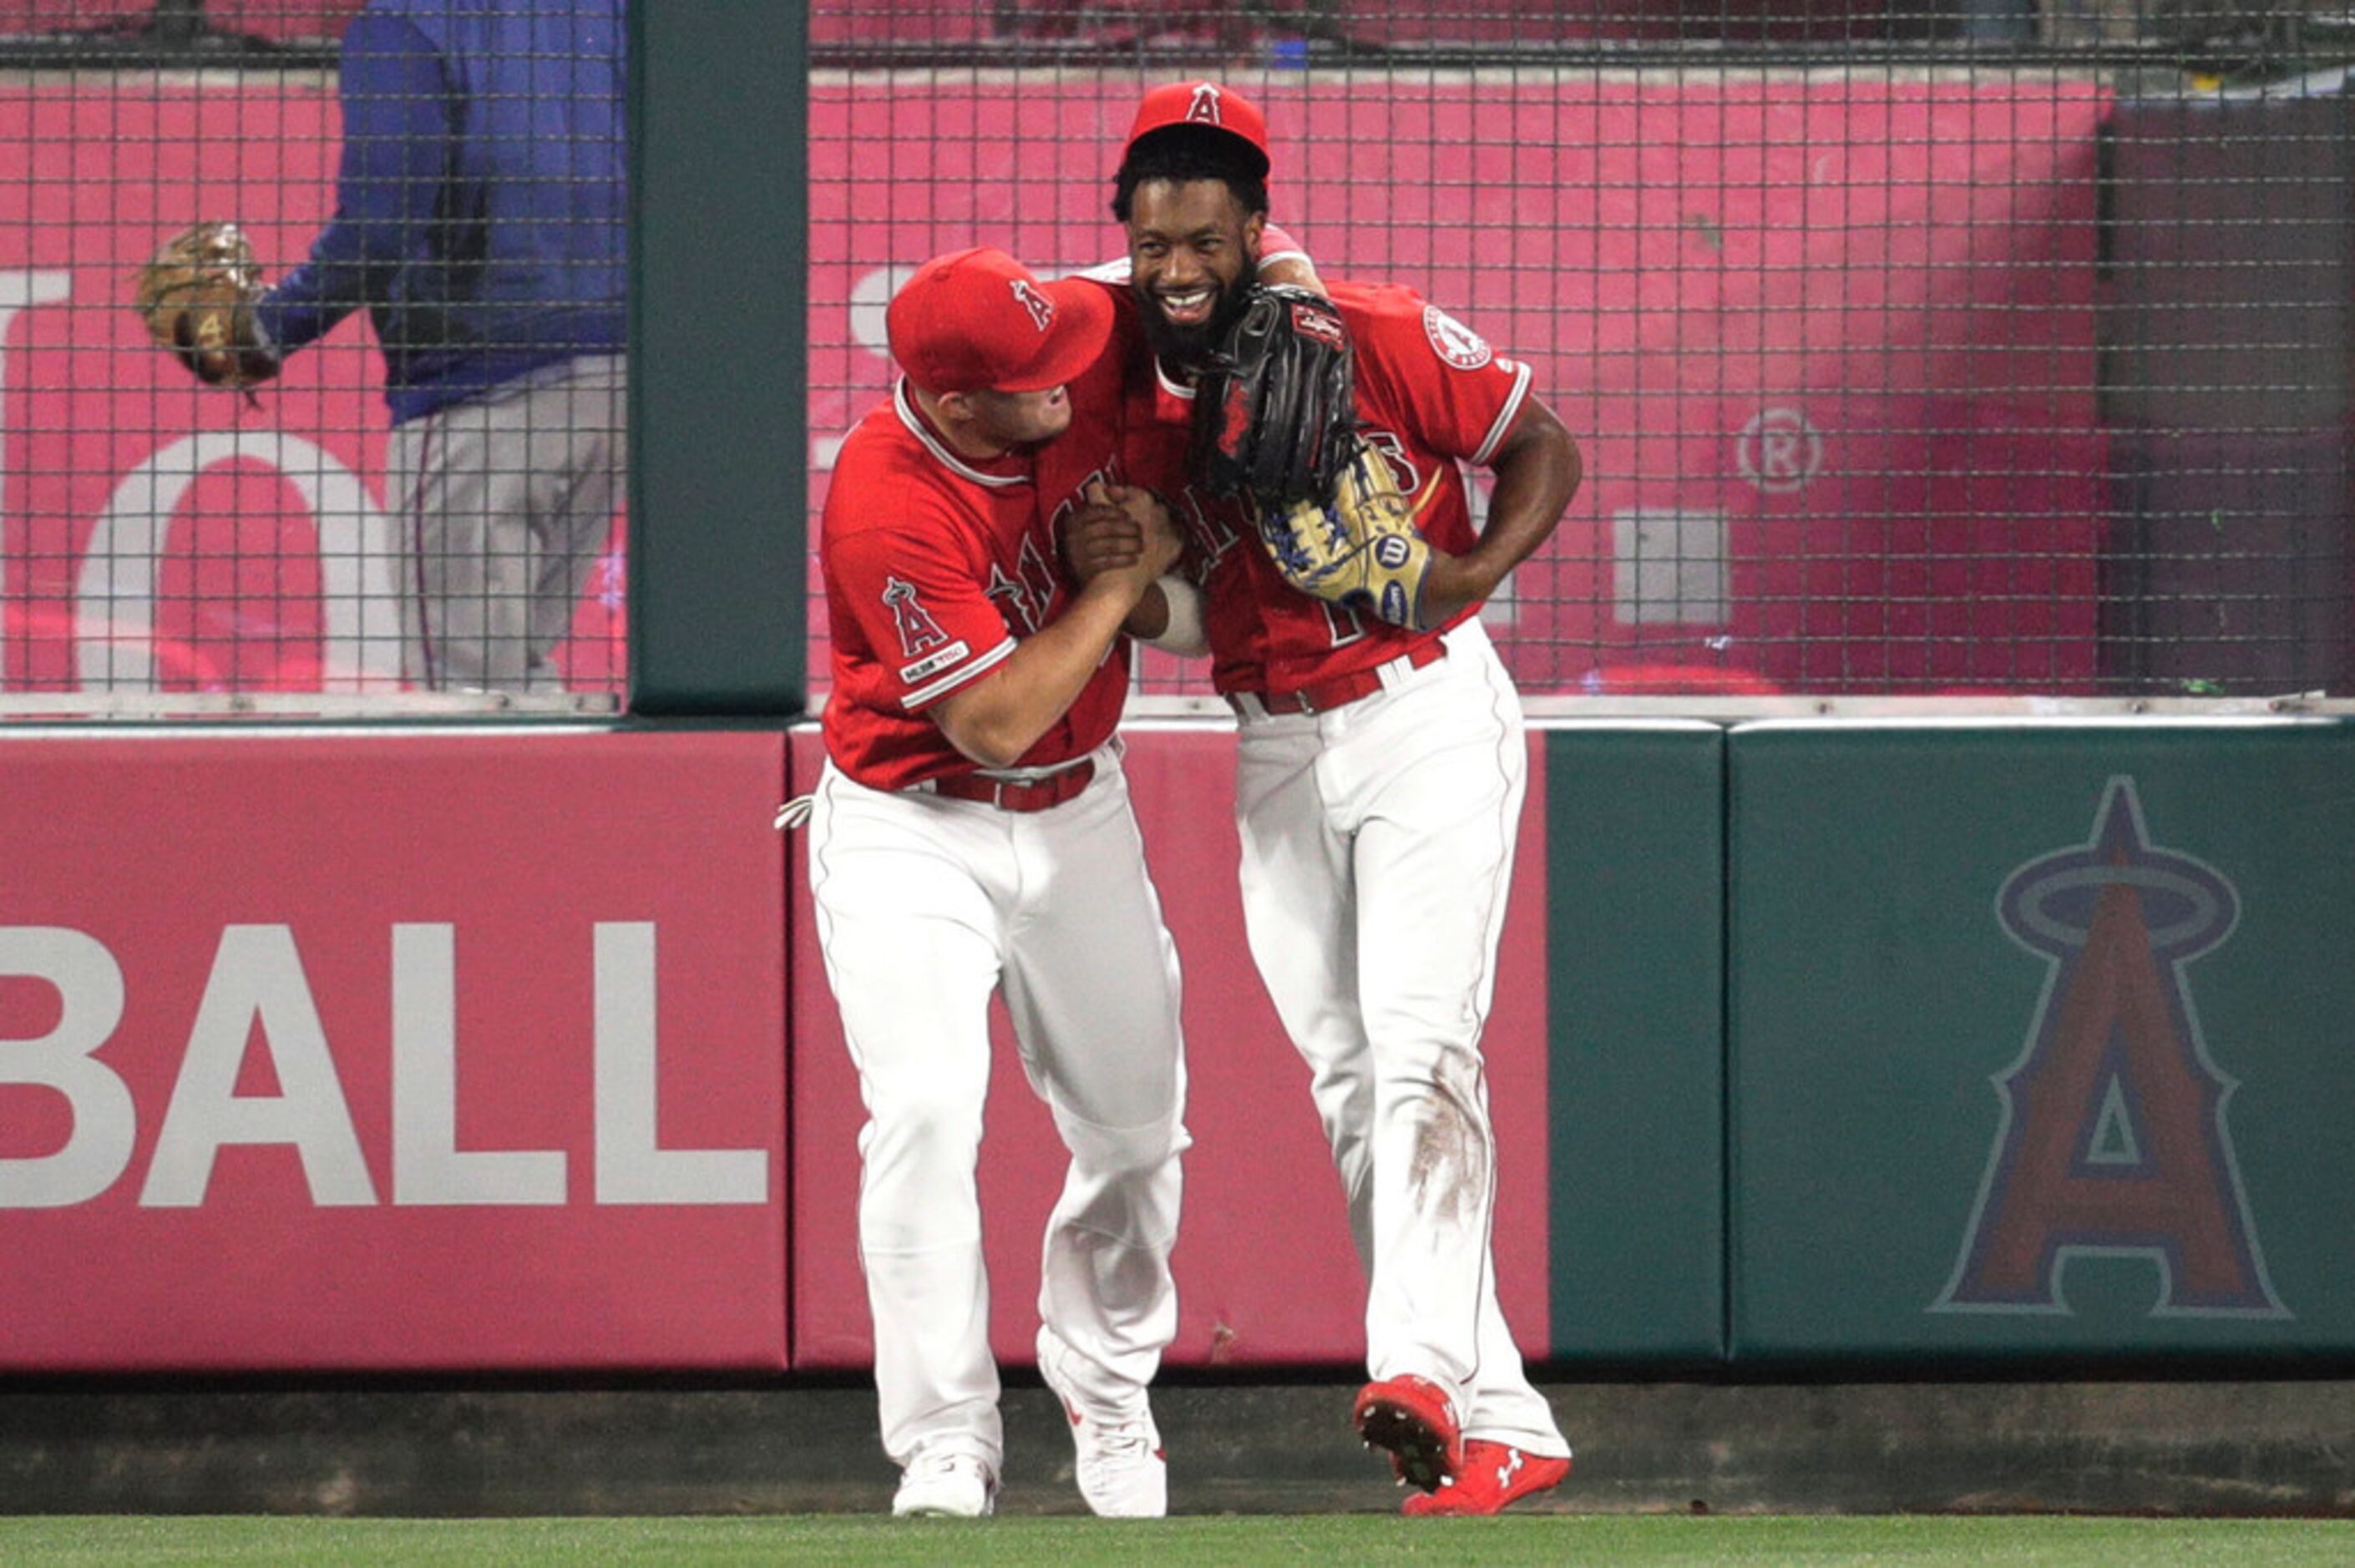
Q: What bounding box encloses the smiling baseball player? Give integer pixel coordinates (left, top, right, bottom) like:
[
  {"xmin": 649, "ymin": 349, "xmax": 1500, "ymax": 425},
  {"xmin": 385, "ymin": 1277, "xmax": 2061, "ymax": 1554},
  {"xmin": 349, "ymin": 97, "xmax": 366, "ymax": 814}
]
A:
[
  {"xmin": 1069, "ymin": 83, "xmax": 1585, "ymax": 1517},
  {"xmin": 808, "ymin": 246, "xmax": 1193, "ymax": 1520}
]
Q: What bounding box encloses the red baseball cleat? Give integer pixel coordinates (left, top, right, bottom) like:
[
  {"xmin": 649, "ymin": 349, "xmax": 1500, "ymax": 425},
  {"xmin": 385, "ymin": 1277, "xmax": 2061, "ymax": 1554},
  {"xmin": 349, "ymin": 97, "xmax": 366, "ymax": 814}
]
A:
[
  {"xmin": 1351, "ymin": 1374, "xmax": 1464, "ymax": 1493},
  {"xmin": 1400, "ymin": 1439, "xmax": 1572, "ymax": 1515}
]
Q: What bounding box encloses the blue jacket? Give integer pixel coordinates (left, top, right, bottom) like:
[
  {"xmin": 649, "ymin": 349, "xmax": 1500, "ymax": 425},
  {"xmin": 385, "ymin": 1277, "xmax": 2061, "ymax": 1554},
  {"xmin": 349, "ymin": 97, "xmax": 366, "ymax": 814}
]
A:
[{"xmin": 254, "ymin": 0, "xmax": 627, "ymax": 423}]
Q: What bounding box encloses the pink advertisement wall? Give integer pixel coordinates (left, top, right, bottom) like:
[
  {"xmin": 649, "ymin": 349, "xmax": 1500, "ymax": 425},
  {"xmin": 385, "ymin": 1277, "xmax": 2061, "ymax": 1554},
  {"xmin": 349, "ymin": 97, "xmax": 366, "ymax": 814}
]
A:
[
  {"xmin": 0, "ymin": 730, "xmax": 787, "ymax": 1370},
  {"xmin": 0, "ymin": 724, "xmax": 1549, "ymax": 1373}
]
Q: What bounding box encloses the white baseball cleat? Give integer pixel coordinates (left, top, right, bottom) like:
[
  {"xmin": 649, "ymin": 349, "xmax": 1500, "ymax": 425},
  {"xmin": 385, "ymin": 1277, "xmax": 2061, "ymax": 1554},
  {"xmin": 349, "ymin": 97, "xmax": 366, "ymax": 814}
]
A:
[
  {"xmin": 1037, "ymin": 1328, "xmax": 1168, "ymax": 1518},
  {"xmin": 891, "ymin": 1449, "xmax": 999, "ymax": 1518}
]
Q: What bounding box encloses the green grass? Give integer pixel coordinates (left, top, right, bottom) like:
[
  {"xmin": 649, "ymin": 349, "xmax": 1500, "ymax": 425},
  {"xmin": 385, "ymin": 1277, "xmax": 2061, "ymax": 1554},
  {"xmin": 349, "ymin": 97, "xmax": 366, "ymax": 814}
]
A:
[{"xmin": 1, "ymin": 1515, "xmax": 2351, "ymax": 1565}]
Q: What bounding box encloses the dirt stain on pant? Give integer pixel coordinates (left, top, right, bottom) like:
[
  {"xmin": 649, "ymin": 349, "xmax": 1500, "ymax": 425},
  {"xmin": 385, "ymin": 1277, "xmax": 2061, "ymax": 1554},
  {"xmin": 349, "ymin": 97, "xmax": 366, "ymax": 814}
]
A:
[{"xmin": 1405, "ymin": 1047, "xmax": 1491, "ymax": 1227}]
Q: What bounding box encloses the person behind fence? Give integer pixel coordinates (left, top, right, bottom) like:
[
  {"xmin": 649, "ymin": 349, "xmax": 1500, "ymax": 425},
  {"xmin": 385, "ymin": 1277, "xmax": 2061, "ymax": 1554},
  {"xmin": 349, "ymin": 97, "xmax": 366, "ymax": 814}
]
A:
[
  {"xmin": 798, "ymin": 245, "xmax": 1194, "ymax": 1520},
  {"xmin": 1062, "ymin": 82, "xmax": 1585, "ymax": 1517},
  {"xmin": 133, "ymin": 0, "xmax": 626, "ymax": 692}
]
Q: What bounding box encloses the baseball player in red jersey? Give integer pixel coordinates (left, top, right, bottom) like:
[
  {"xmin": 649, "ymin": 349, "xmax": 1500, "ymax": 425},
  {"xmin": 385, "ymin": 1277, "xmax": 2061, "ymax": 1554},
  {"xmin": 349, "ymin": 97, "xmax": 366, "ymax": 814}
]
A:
[
  {"xmin": 1071, "ymin": 86, "xmax": 1585, "ymax": 1516},
  {"xmin": 808, "ymin": 246, "xmax": 1193, "ymax": 1520}
]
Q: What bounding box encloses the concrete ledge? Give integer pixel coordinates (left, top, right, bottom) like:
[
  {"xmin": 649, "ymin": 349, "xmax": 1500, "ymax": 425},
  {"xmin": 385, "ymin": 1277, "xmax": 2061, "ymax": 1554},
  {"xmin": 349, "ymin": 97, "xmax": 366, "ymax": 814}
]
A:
[{"xmin": 2, "ymin": 1379, "xmax": 2350, "ymax": 1517}]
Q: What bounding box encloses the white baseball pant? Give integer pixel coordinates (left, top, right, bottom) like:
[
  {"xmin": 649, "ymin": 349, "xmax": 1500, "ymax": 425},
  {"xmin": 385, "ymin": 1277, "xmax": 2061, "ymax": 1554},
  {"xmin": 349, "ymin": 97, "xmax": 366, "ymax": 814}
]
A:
[
  {"xmin": 1231, "ymin": 617, "xmax": 1567, "ymax": 1459},
  {"xmin": 384, "ymin": 352, "xmax": 624, "ymax": 692},
  {"xmin": 808, "ymin": 741, "xmax": 1189, "ymax": 1474}
]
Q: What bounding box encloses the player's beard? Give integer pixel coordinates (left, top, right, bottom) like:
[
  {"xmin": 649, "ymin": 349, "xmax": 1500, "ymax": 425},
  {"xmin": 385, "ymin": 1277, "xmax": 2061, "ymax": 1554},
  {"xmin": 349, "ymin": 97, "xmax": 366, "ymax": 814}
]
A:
[{"xmin": 1137, "ymin": 266, "xmax": 1253, "ymax": 379}]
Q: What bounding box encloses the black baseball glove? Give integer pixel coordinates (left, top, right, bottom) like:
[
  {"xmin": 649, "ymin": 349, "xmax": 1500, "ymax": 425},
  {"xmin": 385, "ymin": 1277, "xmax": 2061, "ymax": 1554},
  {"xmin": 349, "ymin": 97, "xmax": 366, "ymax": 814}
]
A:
[
  {"xmin": 1190, "ymin": 283, "xmax": 1358, "ymax": 511},
  {"xmin": 1191, "ymin": 284, "xmax": 1436, "ymax": 628}
]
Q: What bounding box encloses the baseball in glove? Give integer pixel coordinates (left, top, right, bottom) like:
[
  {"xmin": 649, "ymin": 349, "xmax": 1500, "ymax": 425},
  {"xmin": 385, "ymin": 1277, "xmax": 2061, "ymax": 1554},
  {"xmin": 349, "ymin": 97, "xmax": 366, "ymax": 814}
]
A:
[
  {"xmin": 134, "ymin": 221, "xmax": 278, "ymax": 392},
  {"xmin": 1262, "ymin": 442, "xmax": 1436, "ymax": 631},
  {"xmin": 1191, "ymin": 282, "xmax": 1358, "ymax": 512}
]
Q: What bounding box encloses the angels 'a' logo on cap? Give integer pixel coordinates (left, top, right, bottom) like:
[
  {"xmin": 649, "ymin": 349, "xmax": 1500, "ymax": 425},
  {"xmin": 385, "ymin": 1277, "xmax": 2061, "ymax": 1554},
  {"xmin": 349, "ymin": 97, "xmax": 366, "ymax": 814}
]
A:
[
  {"xmin": 1188, "ymin": 83, "xmax": 1225, "ymax": 125},
  {"xmin": 1010, "ymin": 278, "xmax": 1055, "ymax": 332}
]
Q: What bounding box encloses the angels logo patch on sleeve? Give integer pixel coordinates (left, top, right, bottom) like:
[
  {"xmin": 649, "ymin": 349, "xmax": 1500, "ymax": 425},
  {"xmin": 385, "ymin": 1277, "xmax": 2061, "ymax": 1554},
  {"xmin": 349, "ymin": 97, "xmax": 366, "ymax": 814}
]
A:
[
  {"xmin": 884, "ymin": 575, "xmax": 969, "ymax": 682},
  {"xmin": 1423, "ymin": 305, "xmax": 1494, "ymax": 371}
]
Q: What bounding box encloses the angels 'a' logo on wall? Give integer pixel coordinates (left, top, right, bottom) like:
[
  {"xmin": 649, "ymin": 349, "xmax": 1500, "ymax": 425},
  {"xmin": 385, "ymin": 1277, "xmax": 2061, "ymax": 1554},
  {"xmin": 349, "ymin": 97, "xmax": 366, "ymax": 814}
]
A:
[
  {"xmin": 882, "ymin": 575, "xmax": 949, "ymax": 659},
  {"xmin": 1932, "ymin": 777, "xmax": 2287, "ymax": 1319}
]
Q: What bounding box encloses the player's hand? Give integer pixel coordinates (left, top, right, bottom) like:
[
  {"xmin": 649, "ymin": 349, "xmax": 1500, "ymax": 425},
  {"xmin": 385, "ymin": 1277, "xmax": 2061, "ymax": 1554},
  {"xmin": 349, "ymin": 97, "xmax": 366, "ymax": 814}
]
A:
[
  {"xmin": 1112, "ymin": 482, "xmax": 1183, "ymax": 581},
  {"xmin": 1064, "ymin": 481, "xmax": 1146, "ymax": 583},
  {"xmin": 1070, "ymin": 481, "xmax": 1180, "ymax": 593}
]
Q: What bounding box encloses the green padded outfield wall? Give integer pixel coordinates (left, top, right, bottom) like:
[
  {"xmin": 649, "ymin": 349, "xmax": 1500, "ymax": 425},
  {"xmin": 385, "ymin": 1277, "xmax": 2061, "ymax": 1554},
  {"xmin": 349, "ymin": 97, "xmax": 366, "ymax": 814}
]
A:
[
  {"xmin": 627, "ymin": 3, "xmax": 808, "ymax": 716},
  {"xmin": 1727, "ymin": 721, "xmax": 2355, "ymax": 1363},
  {"xmin": 1545, "ymin": 723, "xmax": 1726, "ymax": 1363}
]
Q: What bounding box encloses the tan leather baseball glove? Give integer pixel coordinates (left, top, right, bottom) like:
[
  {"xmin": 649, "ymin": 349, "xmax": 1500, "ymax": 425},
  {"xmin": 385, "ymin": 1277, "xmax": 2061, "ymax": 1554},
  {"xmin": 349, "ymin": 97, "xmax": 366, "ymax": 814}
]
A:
[{"xmin": 134, "ymin": 221, "xmax": 278, "ymax": 391}]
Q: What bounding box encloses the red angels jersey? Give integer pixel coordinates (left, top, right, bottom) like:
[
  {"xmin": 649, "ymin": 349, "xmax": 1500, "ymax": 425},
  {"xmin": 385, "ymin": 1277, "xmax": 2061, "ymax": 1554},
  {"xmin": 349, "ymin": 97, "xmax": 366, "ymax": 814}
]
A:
[
  {"xmin": 1034, "ymin": 296, "xmax": 1152, "ymax": 580},
  {"xmin": 819, "ymin": 376, "xmax": 1132, "ymax": 791},
  {"xmin": 1120, "ymin": 281, "xmax": 1534, "ymax": 697}
]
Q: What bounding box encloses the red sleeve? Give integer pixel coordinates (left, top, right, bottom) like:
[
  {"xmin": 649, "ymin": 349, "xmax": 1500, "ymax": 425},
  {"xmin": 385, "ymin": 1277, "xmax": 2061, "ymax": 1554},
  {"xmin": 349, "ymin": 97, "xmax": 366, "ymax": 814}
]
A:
[
  {"xmin": 823, "ymin": 496, "xmax": 1016, "ymax": 713},
  {"xmin": 1349, "ymin": 287, "xmax": 1534, "ymax": 466}
]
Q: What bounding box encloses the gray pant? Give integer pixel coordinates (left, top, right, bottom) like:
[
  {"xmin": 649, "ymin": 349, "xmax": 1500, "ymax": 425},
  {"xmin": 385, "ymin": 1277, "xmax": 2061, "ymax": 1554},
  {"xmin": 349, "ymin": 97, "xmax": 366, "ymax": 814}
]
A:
[{"xmin": 386, "ymin": 354, "xmax": 625, "ymax": 692}]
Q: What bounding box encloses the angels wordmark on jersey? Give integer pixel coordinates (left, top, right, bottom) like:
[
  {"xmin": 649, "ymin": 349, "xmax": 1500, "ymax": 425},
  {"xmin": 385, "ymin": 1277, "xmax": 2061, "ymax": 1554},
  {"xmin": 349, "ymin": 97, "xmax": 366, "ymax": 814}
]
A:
[{"xmin": 984, "ymin": 534, "xmax": 1061, "ymax": 635}]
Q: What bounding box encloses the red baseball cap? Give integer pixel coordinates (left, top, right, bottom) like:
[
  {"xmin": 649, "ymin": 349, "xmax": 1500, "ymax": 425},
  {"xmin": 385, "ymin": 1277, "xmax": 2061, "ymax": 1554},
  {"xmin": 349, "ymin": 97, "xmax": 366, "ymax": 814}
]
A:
[
  {"xmin": 885, "ymin": 247, "xmax": 1113, "ymax": 395},
  {"xmin": 1124, "ymin": 80, "xmax": 1271, "ymax": 180}
]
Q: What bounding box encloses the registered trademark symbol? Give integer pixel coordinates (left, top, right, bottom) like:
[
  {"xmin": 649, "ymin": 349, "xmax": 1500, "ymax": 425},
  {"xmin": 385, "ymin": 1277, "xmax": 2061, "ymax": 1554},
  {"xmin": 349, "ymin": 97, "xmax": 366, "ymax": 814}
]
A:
[{"xmin": 1736, "ymin": 408, "xmax": 1822, "ymax": 494}]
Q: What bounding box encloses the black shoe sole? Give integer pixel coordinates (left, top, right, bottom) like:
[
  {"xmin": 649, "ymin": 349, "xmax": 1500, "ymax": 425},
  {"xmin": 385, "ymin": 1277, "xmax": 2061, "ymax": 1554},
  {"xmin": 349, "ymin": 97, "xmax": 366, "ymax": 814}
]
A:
[{"xmin": 1355, "ymin": 1399, "xmax": 1454, "ymax": 1492}]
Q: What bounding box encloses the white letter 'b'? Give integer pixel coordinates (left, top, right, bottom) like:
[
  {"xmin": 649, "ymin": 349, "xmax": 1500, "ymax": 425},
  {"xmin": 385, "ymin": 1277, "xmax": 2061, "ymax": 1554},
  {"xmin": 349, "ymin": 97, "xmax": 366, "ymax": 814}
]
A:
[{"xmin": 0, "ymin": 928, "xmax": 134, "ymax": 1207}]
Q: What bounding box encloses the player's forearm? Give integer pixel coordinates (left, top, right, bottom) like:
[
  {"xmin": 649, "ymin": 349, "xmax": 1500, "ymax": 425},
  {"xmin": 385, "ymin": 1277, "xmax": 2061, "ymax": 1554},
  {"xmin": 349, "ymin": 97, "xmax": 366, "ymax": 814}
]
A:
[
  {"xmin": 1123, "ymin": 577, "xmax": 1211, "ymax": 656},
  {"xmin": 930, "ymin": 580, "xmax": 1144, "ymax": 769},
  {"xmin": 1424, "ymin": 406, "xmax": 1583, "ymax": 619},
  {"xmin": 1121, "ymin": 582, "xmax": 1171, "ymax": 641}
]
